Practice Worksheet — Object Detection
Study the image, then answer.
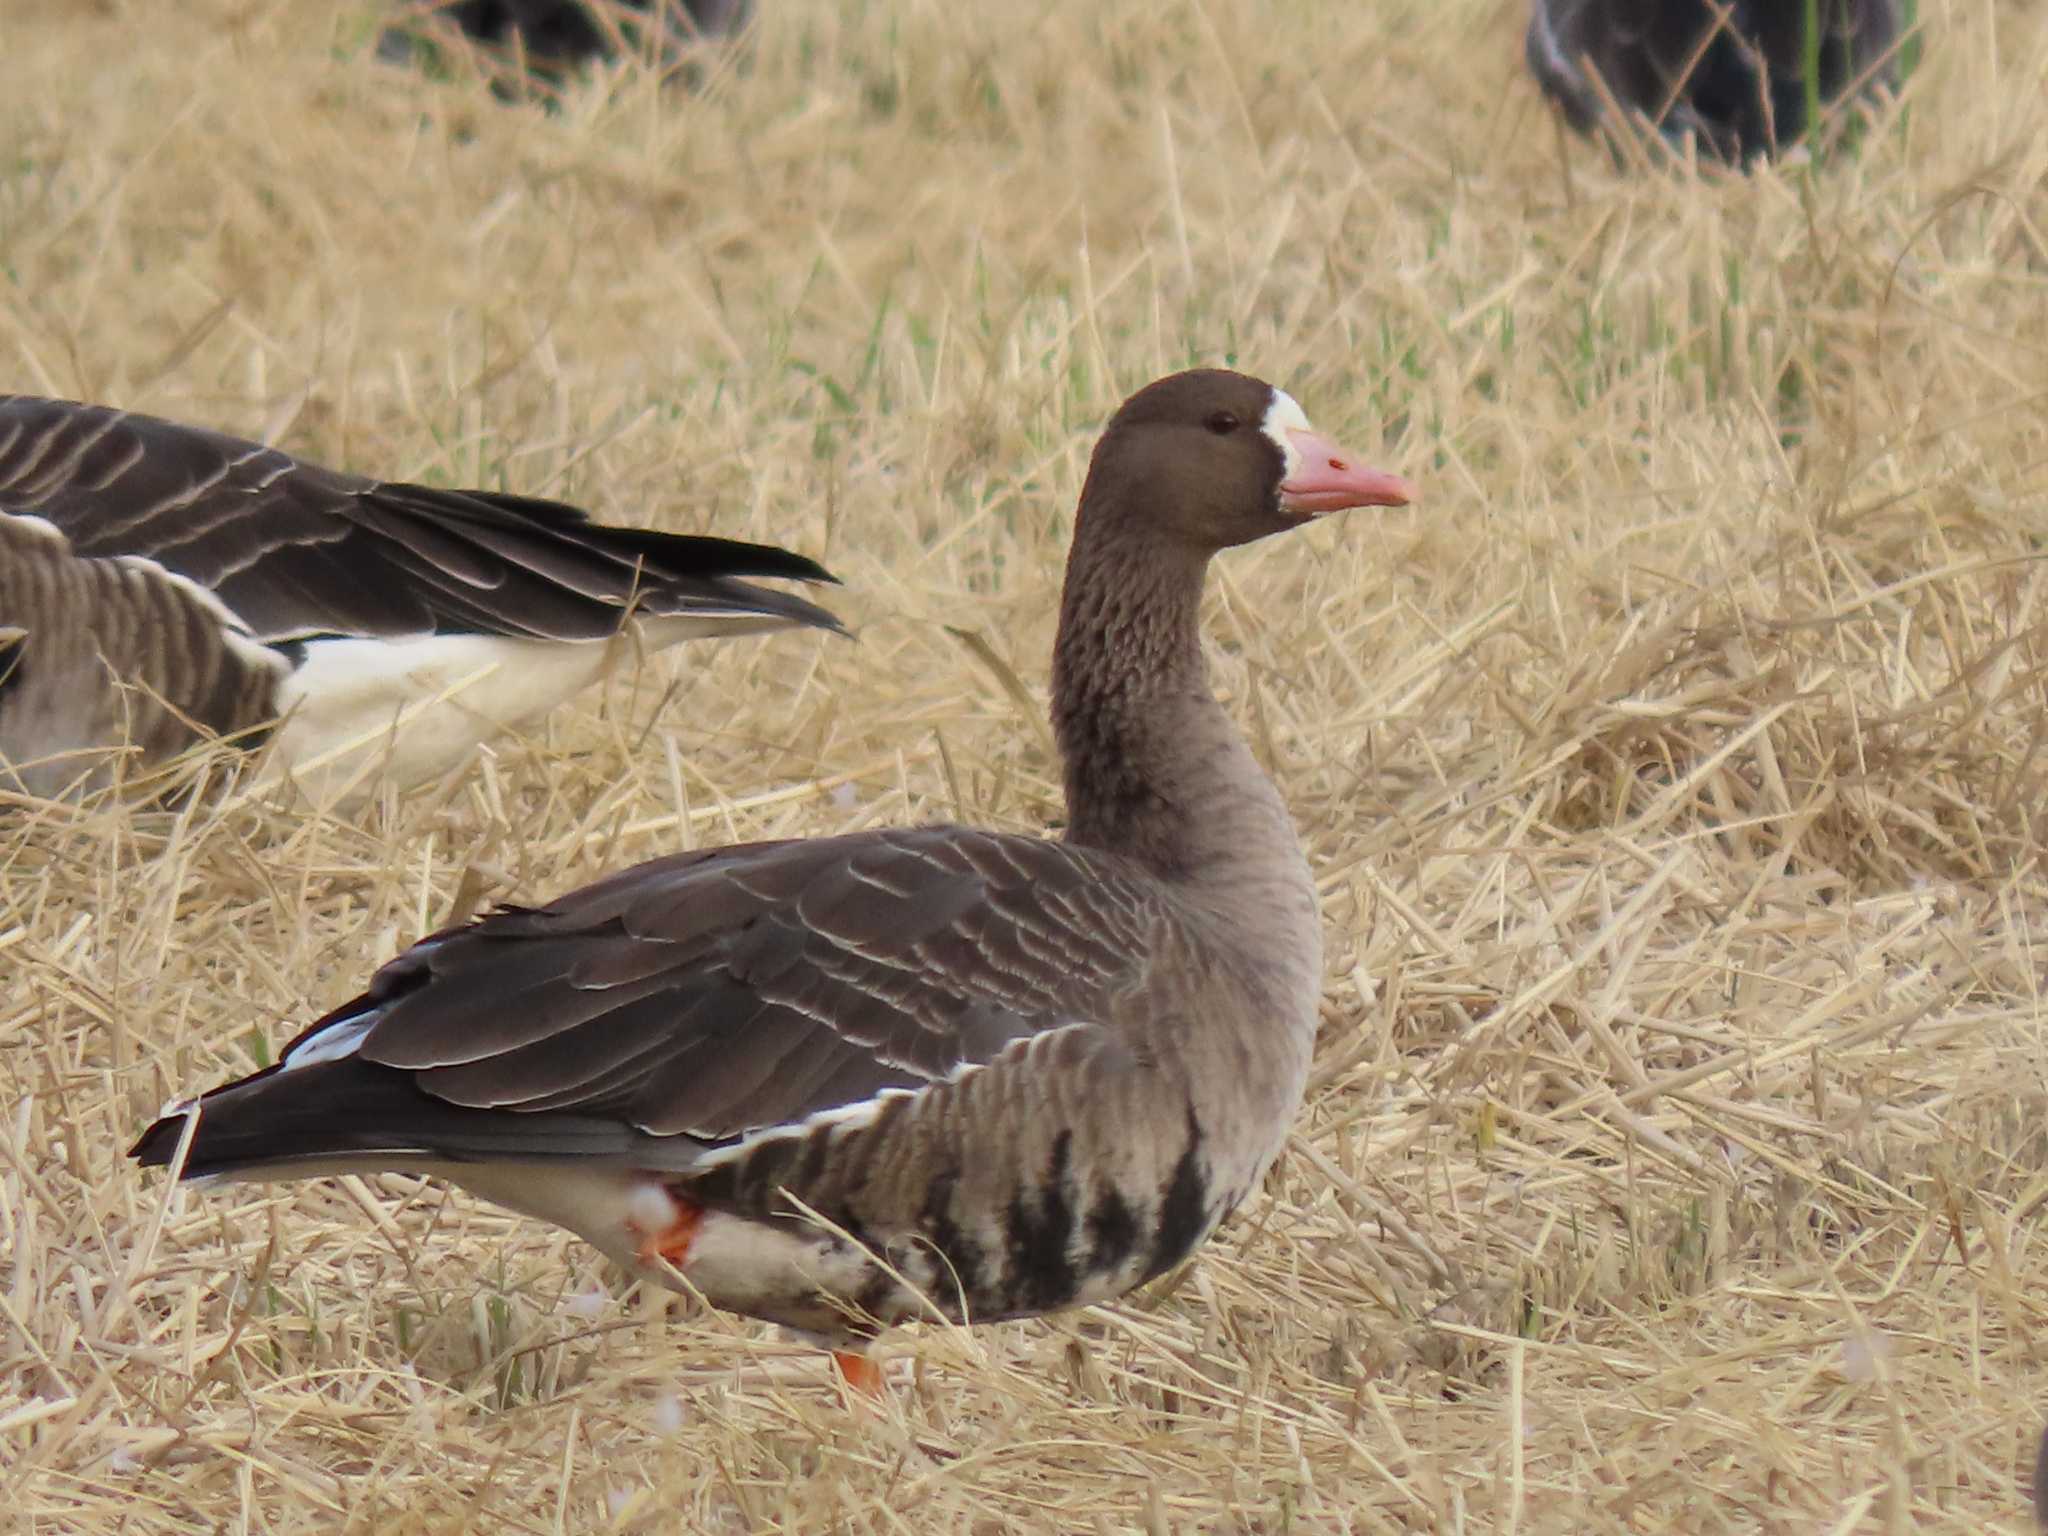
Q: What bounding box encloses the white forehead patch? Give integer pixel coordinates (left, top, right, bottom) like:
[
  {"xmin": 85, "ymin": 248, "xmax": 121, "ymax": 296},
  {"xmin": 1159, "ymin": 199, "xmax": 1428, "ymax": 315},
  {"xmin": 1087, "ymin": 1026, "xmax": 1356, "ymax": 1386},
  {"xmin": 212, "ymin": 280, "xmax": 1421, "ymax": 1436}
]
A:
[{"xmin": 1260, "ymin": 389, "xmax": 1311, "ymax": 483}]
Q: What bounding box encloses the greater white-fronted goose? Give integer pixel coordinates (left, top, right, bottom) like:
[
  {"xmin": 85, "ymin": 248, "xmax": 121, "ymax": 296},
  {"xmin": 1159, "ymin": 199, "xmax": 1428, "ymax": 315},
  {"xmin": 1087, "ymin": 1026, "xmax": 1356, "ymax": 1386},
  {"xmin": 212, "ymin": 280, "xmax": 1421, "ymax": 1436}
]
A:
[
  {"xmin": 0, "ymin": 397, "xmax": 840, "ymax": 801},
  {"xmin": 131, "ymin": 369, "xmax": 1414, "ymax": 1393},
  {"xmin": 1527, "ymin": 0, "xmax": 1902, "ymax": 163}
]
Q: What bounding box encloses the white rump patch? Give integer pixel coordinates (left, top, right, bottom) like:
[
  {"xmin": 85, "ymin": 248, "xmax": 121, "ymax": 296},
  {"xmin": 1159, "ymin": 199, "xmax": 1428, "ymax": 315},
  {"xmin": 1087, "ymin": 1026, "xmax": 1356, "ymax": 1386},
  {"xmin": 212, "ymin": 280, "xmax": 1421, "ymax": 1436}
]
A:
[
  {"xmin": 1260, "ymin": 389, "xmax": 1311, "ymax": 483},
  {"xmin": 270, "ymin": 632, "xmax": 613, "ymax": 793},
  {"xmin": 267, "ymin": 612, "xmax": 764, "ymax": 798},
  {"xmin": 426, "ymin": 1162, "xmax": 655, "ymax": 1271}
]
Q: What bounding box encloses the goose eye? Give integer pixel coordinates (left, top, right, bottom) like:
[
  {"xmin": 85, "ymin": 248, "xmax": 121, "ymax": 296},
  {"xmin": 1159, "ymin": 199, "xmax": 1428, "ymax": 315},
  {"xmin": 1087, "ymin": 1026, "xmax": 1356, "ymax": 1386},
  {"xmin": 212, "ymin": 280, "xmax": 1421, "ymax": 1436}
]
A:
[{"xmin": 1205, "ymin": 411, "xmax": 1240, "ymax": 435}]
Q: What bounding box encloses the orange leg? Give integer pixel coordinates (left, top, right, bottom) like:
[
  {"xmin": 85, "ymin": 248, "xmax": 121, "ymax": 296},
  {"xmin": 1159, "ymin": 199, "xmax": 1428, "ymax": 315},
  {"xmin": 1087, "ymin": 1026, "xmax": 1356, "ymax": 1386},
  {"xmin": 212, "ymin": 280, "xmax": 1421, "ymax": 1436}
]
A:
[
  {"xmin": 628, "ymin": 1186, "xmax": 704, "ymax": 1267},
  {"xmin": 833, "ymin": 1350, "xmax": 885, "ymax": 1398},
  {"xmin": 628, "ymin": 1190, "xmax": 881, "ymax": 1404}
]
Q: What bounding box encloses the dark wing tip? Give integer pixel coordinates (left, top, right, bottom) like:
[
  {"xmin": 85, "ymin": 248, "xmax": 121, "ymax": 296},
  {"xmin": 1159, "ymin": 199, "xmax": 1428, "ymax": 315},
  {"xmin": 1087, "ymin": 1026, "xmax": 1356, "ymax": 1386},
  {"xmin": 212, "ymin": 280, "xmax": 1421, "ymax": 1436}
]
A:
[
  {"xmin": 129, "ymin": 1110, "xmax": 189, "ymax": 1168},
  {"xmin": 770, "ymin": 584, "xmax": 853, "ymax": 637},
  {"xmin": 677, "ymin": 576, "xmax": 848, "ymax": 637},
  {"xmin": 607, "ymin": 526, "xmax": 842, "ymax": 590},
  {"xmin": 372, "ymin": 485, "xmax": 848, "ymax": 635},
  {"xmin": 701, "ymin": 537, "xmax": 840, "ymax": 588}
]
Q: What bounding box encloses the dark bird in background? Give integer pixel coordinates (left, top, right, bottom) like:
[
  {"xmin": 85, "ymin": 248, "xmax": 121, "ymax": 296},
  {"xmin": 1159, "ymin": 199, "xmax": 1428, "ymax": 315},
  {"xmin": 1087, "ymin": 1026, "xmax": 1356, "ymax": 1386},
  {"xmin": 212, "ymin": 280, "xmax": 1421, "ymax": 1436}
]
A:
[
  {"xmin": 379, "ymin": 0, "xmax": 750, "ymax": 94},
  {"xmin": 1526, "ymin": 0, "xmax": 1904, "ymax": 164}
]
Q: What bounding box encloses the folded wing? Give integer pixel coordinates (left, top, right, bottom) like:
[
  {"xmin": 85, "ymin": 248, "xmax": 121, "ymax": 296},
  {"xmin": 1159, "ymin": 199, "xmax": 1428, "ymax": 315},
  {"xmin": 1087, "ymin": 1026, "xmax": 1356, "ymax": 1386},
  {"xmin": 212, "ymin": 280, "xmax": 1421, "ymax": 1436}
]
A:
[{"xmin": 133, "ymin": 827, "xmax": 1166, "ymax": 1173}]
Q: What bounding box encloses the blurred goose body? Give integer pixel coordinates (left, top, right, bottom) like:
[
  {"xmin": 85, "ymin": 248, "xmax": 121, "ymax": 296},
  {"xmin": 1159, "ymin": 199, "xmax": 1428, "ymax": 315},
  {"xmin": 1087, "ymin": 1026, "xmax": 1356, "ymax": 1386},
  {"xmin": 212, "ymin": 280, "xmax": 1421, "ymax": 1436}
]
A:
[
  {"xmin": 379, "ymin": 0, "xmax": 751, "ymax": 91},
  {"xmin": 132, "ymin": 369, "xmax": 1414, "ymax": 1390},
  {"xmin": 1527, "ymin": 0, "xmax": 1901, "ymax": 163},
  {"xmin": 0, "ymin": 397, "xmax": 840, "ymax": 802}
]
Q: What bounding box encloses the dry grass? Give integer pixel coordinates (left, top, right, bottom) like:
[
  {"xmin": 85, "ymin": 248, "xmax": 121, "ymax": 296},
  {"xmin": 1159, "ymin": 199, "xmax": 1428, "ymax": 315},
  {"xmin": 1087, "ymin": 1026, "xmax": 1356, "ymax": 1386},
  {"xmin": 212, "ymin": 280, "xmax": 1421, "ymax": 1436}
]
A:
[{"xmin": 5, "ymin": 0, "xmax": 2048, "ymax": 1528}]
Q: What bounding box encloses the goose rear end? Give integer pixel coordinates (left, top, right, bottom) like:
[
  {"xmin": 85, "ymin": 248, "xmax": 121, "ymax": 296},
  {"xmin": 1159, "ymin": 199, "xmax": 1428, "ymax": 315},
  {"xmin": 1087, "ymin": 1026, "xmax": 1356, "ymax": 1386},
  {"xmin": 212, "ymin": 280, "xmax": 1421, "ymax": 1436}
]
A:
[{"xmin": 0, "ymin": 397, "xmax": 841, "ymax": 802}]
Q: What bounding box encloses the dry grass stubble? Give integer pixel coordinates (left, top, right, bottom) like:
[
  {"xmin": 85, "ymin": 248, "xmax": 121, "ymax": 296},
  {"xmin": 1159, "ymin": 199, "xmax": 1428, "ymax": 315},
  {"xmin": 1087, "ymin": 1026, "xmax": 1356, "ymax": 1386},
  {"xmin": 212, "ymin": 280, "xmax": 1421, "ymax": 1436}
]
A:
[{"xmin": 5, "ymin": 0, "xmax": 2048, "ymax": 1529}]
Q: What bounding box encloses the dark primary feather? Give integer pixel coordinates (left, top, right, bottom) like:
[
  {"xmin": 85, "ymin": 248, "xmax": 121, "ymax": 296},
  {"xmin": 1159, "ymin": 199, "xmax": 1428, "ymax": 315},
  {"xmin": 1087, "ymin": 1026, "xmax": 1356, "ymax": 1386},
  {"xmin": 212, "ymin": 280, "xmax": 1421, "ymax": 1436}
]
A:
[
  {"xmin": 0, "ymin": 397, "xmax": 842, "ymax": 643},
  {"xmin": 126, "ymin": 1057, "xmax": 672, "ymax": 1171},
  {"xmin": 133, "ymin": 827, "xmax": 1166, "ymax": 1173}
]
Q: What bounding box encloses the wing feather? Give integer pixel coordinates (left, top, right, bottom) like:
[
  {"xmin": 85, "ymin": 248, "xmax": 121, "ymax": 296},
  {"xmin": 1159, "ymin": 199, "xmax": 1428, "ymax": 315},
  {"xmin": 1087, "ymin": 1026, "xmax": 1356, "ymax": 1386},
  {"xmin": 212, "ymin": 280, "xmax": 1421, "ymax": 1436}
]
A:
[
  {"xmin": 0, "ymin": 396, "xmax": 841, "ymax": 643},
  {"xmin": 248, "ymin": 827, "xmax": 1166, "ymax": 1154}
]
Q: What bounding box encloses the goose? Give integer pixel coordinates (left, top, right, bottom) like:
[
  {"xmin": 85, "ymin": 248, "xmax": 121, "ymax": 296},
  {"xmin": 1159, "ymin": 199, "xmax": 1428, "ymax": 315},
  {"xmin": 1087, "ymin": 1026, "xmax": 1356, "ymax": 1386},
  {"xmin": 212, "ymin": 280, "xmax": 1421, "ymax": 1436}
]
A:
[
  {"xmin": 1526, "ymin": 0, "xmax": 1902, "ymax": 164},
  {"xmin": 379, "ymin": 0, "xmax": 751, "ymax": 90},
  {"xmin": 0, "ymin": 396, "xmax": 841, "ymax": 802},
  {"xmin": 131, "ymin": 369, "xmax": 1415, "ymax": 1394}
]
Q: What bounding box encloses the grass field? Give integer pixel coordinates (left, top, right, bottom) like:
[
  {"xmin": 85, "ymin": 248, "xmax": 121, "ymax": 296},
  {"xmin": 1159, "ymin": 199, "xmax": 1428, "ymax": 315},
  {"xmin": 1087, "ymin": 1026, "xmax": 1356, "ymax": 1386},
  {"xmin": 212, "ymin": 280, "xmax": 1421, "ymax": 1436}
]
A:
[{"xmin": 6, "ymin": 0, "xmax": 2048, "ymax": 1529}]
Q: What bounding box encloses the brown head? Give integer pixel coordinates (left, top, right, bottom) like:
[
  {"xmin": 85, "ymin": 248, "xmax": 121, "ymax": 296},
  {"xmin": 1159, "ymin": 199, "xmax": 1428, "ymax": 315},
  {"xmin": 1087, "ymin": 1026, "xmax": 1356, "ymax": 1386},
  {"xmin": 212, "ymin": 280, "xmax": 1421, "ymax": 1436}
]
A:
[
  {"xmin": 1073, "ymin": 368, "xmax": 1414, "ymax": 556},
  {"xmin": 1053, "ymin": 369, "xmax": 1416, "ymax": 866}
]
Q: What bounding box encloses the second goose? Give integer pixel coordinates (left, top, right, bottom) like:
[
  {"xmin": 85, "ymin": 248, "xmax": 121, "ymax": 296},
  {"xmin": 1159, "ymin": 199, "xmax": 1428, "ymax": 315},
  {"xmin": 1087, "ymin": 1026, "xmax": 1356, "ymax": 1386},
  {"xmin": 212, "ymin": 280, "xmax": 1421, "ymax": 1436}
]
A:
[{"xmin": 0, "ymin": 397, "xmax": 841, "ymax": 801}]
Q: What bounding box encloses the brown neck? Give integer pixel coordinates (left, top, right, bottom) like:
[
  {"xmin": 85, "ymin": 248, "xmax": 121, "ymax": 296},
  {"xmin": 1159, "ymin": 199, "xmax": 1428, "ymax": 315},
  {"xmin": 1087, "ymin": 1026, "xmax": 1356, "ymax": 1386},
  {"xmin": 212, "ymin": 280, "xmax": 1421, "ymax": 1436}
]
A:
[{"xmin": 1050, "ymin": 513, "xmax": 1304, "ymax": 895}]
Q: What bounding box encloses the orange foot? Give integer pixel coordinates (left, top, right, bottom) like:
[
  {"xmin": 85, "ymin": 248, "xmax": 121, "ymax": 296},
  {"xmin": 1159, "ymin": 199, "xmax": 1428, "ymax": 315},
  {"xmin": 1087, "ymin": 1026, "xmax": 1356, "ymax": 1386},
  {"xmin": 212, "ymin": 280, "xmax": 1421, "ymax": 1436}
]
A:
[
  {"xmin": 626, "ymin": 1184, "xmax": 704, "ymax": 1267},
  {"xmin": 833, "ymin": 1350, "xmax": 885, "ymax": 1398}
]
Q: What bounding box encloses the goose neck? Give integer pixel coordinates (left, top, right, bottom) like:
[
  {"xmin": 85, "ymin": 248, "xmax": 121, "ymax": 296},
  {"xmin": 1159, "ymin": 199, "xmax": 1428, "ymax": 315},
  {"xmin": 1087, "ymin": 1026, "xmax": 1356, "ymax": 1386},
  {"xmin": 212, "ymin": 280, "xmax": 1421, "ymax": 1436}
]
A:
[{"xmin": 1050, "ymin": 522, "xmax": 1303, "ymax": 900}]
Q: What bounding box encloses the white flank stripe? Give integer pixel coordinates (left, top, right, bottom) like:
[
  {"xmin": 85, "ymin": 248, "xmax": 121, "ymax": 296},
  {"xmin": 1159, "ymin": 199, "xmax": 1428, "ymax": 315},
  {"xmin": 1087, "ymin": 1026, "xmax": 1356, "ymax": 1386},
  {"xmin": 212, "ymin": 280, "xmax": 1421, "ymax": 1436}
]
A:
[{"xmin": 690, "ymin": 1021, "xmax": 1095, "ymax": 1171}]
